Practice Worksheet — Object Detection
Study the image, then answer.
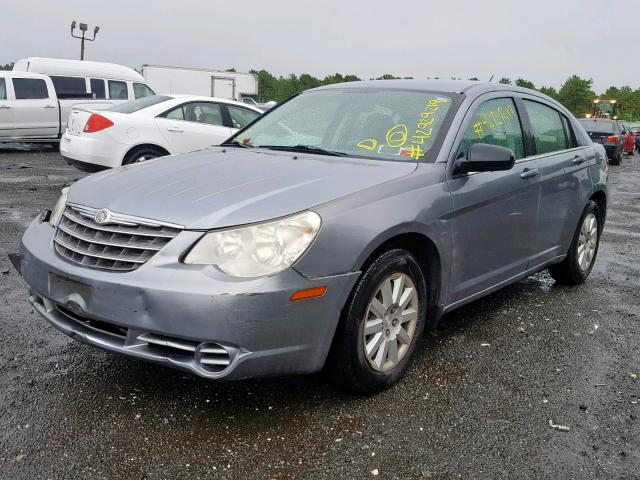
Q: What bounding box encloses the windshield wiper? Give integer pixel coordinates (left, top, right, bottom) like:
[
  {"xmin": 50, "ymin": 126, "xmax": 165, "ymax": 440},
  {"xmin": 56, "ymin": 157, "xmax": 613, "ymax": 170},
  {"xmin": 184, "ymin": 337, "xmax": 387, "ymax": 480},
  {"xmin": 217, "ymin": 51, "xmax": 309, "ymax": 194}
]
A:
[
  {"xmin": 221, "ymin": 140, "xmax": 254, "ymax": 148},
  {"xmin": 257, "ymin": 145, "xmax": 348, "ymax": 157}
]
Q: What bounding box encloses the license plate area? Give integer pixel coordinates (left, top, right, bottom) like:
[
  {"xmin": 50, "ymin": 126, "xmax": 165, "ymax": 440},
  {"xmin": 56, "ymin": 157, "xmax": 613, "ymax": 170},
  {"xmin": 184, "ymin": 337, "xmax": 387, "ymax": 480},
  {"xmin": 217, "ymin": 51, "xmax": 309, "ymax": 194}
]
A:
[{"xmin": 49, "ymin": 273, "xmax": 93, "ymax": 308}]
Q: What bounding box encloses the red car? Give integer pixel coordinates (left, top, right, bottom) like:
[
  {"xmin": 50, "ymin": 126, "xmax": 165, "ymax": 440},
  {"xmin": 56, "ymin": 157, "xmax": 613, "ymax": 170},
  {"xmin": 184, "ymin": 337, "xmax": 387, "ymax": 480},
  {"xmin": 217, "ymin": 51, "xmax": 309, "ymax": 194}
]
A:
[{"xmin": 620, "ymin": 124, "xmax": 635, "ymax": 155}]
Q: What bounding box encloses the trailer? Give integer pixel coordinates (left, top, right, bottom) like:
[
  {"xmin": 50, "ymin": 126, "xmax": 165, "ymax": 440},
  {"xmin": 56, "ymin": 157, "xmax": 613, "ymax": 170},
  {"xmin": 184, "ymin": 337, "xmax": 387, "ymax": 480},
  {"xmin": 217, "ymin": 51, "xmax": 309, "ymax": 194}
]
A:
[{"xmin": 141, "ymin": 65, "xmax": 258, "ymax": 102}]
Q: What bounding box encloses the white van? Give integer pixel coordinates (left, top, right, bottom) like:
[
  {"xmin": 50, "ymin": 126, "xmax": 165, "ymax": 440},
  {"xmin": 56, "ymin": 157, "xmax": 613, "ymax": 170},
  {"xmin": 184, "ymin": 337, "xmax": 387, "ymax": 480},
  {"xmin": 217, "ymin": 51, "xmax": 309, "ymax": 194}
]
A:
[
  {"xmin": 3, "ymin": 57, "xmax": 156, "ymax": 143},
  {"xmin": 14, "ymin": 57, "xmax": 155, "ymax": 103}
]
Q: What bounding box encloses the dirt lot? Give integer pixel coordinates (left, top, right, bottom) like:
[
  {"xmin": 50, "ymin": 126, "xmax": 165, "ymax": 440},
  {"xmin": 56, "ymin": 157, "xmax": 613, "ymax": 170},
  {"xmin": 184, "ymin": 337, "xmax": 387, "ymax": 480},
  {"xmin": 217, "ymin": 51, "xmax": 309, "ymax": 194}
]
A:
[{"xmin": 1, "ymin": 146, "xmax": 639, "ymax": 479}]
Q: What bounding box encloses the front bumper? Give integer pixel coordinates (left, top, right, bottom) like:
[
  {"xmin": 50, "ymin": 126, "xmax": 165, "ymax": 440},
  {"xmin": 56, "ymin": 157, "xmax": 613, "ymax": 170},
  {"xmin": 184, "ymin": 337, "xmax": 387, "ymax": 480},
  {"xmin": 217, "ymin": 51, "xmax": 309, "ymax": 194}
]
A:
[{"xmin": 15, "ymin": 218, "xmax": 359, "ymax": 380}]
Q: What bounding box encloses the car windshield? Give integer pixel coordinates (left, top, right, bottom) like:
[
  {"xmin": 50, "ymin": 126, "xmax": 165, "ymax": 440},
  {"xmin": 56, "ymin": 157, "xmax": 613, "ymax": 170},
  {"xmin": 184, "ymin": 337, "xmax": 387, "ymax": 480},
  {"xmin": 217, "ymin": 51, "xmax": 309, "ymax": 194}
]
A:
[
  {"xmin": 579, "ymin": 119, "xmax": 615, "ymax": 134},
  {"xmin": 227, "ymin": 89, "xmax": 453, "ymax": 162},
  {"xmin": 108, "ymin": 95, "xmax": 173, "ymax": 114}
]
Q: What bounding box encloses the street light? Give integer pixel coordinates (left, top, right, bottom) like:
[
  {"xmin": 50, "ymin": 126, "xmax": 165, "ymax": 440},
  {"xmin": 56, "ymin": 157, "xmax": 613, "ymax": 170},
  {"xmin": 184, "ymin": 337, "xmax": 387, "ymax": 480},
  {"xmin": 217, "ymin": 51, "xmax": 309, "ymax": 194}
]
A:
[{"xmin": 70, "ymin": 21, "xmax": 99, "ymax": 60}]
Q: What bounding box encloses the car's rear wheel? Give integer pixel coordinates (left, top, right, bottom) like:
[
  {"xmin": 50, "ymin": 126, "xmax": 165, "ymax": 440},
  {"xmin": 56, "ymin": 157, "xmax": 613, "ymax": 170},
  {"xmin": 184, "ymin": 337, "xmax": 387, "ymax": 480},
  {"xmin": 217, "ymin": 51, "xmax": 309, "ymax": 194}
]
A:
[
  {"xmin": 122, "ymin": 146, "xmax": 167, "ymax": 165},
  {"xmin": 548, "ymin": 200, "xmax": 602, "ymax": 285},
  {"xmin": 327, "ymin": 249, "xmax": 426, "ymax": 394}
]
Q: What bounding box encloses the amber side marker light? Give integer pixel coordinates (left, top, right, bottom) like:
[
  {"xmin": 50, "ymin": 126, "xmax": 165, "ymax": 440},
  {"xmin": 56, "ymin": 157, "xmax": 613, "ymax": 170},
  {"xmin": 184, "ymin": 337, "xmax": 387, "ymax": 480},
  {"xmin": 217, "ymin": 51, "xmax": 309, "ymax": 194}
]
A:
[{"xmin": 289, "ymin": 286, "xmax": 327, "ymax": 302}]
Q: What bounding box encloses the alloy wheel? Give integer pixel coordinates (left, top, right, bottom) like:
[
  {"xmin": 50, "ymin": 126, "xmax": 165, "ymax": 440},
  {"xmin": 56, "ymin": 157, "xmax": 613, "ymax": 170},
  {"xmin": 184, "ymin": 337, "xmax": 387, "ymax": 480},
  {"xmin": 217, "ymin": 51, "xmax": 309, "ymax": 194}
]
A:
[
  {"xmin": 577, "ymin": 212, "xmax": 598, "ymax": 271},
  {"xmin": 362, "ymin": 272, "xmax": 419, "ymax": 372}
]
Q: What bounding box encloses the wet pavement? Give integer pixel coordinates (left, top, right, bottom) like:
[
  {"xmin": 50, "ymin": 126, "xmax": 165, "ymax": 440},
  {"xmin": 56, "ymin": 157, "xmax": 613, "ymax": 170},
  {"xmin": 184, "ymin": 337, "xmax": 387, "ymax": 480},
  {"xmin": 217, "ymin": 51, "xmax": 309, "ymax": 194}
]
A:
[{"xmin": 1, "ymin": 148, "xmax": 639, "ymax": 479}]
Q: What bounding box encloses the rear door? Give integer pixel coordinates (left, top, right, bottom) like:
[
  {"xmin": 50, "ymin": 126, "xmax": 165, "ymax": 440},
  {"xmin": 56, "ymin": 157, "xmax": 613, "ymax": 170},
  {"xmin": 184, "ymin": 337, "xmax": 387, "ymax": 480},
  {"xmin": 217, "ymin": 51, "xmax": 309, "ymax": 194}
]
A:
[
  {"xmin": 446, "ymin": 95, "xmax": 539, "ymax": 304},
  {"xmin": 156, "ymin": 101, "xmax": 232, "ymax": 153},
  {"xmin": 0, "ymin": 77, "xmax": 14, "ymax": 139},
  {"xmin": 519, "ymin": 97, "xmax": 594, "ymax": 266},
  {"xmin": 212, "ymin": 77, "xmax": 235, "ymax": 99},
  {"xmin": 10, "ymin": 77, "xmax": 59, "ymax": 138}
]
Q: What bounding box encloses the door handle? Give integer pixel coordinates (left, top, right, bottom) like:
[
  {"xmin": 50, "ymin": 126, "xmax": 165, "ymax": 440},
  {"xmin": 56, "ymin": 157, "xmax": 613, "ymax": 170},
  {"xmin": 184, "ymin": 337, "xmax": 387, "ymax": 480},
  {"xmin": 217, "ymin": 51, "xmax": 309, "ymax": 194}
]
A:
[
  {"xmin": 167, "ymin": 127, "xmax": 184, "ymax": 133},
  {"xmin": 0, "ymin": 105, "xmax": 10, "ymax": 109},
  {"xmin": 44, "ymin": 105, "xmax": 56, "ymax": 109},
  {"xmin": 520, "ymin": 168, "xmax": 540, "ymax": 179},
  {"xmin": 572, "ymin": 155, "xmax": 586, "ymax": 165}
]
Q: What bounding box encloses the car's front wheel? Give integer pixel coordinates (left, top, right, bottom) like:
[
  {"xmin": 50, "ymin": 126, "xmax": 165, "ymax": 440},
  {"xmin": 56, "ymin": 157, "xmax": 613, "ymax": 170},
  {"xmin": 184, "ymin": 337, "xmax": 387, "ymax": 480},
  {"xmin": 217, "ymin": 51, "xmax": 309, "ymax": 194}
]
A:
[
  {"xmin": 548, "ymin": 200, "xmax": 602, "ymax": 285},
  {"xmin": 327, "ymin": 249, "xmax": 427, "ymax": 394}
]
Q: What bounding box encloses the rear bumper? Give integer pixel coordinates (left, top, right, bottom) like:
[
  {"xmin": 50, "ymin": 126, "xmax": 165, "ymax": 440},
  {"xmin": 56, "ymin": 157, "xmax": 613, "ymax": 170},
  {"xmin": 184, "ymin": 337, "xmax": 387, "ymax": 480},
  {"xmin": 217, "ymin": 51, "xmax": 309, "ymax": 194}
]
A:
[
  {"xmin": 15, "ymin": 218, "xmax": 360, "ymax": 380},
  {"xmin": 60, "ymin": 132, "xmax": 126, "ymax": 169}
]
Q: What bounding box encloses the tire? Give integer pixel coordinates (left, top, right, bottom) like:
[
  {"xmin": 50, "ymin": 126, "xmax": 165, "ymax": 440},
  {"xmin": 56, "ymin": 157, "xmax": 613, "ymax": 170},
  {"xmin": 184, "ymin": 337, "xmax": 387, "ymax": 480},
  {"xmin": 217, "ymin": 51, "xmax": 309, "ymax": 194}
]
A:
[
  {"xmin": 548, "ymin": 200, "xmax": 602, "ymax": 285},
  {"xmin": 122, "ymin": 146, "xmax": 166, "ymax": 166},
  {"xmin": 326, "ymin": 249, "xmax": 427, "ymax": 394}
]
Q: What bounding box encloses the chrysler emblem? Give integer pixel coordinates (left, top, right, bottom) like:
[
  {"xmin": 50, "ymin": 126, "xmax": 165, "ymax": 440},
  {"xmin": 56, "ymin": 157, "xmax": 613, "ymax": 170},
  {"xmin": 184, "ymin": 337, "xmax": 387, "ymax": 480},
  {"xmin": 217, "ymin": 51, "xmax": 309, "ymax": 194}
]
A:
[{"xmin": 94, "ymin": 209, "xmax": 111, "ymax": 224}]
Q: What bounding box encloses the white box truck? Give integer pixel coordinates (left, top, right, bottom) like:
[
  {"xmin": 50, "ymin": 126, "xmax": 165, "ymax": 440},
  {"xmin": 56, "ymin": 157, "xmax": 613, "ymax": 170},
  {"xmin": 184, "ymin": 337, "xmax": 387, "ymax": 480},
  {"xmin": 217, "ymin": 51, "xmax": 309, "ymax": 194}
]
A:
[{"xmin": 141, "ymin": 65, "xmax": 258, "ymax": 103}]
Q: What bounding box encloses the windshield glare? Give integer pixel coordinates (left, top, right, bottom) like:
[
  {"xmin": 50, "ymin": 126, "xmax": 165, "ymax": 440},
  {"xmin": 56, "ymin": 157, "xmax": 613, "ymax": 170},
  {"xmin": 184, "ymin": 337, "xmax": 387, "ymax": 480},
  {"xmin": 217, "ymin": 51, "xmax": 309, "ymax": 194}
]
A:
[{"xmin": 232, "ymin": 89, "xmax": 453, "ymax": 161}]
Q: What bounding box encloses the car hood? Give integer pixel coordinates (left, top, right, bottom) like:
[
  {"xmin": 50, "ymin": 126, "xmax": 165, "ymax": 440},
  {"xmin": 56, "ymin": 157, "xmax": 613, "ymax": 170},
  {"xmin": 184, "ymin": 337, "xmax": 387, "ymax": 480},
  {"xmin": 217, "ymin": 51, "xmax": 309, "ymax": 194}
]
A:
[{"xmin": 68, "ymin": 147, "xmax": 417, "ymax": 229}]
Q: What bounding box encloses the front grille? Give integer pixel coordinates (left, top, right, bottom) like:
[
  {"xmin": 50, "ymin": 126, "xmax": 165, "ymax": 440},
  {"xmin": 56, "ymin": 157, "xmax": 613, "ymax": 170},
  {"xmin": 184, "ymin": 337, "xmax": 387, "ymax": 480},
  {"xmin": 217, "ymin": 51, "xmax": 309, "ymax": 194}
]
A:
[{"xmin": 54, "ymin": 204, "xmax": 182, "ymax": 272}]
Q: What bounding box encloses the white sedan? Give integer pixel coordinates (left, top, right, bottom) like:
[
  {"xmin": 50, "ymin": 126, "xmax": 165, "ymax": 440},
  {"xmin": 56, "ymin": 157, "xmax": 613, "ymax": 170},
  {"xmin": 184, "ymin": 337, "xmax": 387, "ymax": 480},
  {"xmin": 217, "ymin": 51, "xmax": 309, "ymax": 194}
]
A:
[{"xmin": 60, "ymin": 95, "xmax": 263, "ymax": 171}]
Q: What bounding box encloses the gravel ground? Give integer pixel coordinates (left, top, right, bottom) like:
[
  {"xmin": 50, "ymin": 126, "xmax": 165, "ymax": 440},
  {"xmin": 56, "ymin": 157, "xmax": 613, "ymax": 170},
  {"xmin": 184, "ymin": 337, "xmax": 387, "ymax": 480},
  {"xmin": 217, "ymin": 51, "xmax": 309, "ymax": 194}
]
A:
[{"xmin": 1, "ymin": 147, "xmax": 639, "ymax": 479}]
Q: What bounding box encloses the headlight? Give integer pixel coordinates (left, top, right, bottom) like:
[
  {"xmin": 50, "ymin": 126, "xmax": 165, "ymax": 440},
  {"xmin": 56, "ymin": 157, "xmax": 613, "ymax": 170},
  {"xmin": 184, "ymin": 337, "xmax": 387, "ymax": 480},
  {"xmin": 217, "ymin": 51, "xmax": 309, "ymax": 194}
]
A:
[
  {"xmin": 49, "ymin": 187, "xmax": 70, "ymax": 226},
  {"xmin": 184, "ymin": 211, "xmax": 321, "ymax": 277}
]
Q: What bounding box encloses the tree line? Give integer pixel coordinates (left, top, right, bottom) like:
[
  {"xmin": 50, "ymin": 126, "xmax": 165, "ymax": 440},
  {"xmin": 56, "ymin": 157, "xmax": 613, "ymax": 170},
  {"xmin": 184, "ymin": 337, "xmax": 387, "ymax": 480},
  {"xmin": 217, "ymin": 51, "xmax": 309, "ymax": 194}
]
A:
[
  {"xmin": 2, "ymin": 61, "xmax": 638, "ymax": 120},
  {"xmin": 251, "ymin": 70, "xmax": 640, "ymax": 122}
]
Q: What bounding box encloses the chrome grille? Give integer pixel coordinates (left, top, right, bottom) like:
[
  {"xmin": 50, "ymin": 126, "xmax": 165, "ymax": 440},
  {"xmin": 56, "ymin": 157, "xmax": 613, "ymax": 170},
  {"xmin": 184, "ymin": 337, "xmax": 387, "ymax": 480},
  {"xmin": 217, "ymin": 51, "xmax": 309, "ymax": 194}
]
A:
[{"xmin": 54, "ymin": 204, "xmax": 182, "ymax": 272}]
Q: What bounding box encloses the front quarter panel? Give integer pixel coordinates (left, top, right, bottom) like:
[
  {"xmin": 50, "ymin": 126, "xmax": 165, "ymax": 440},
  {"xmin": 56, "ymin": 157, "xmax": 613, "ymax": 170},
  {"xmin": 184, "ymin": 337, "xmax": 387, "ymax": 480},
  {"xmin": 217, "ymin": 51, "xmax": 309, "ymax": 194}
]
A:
[{"xmin": 294, "ymin": 163, "xmax": 452, "ymax": 305}]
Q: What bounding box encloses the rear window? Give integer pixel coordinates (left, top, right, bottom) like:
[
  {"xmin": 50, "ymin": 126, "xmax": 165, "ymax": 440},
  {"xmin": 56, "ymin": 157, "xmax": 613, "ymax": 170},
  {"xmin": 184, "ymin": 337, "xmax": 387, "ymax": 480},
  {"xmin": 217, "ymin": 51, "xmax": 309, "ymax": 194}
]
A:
[
  {"xmin": 13, "ymin": 78, "xmax": 49, "ymax": 99},
  {"xmin": 579, "ymin": 119, "xmax": 615, "ymax": 134},
  {"xmin": 50, "ymin": 76, "xmax": 87, "ymax": 98},
  {"xmin": 108, "ymin": 95, "xmax": 173, "ymax": 114}
]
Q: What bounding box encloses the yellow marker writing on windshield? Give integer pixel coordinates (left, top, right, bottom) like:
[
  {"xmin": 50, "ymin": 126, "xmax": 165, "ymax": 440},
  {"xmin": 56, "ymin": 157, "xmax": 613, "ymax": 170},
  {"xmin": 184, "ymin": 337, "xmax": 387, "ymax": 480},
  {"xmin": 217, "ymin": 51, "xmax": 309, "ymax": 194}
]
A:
[
  {"xmin": 386, "ymin": 124, "xmax": 408, "ymax": 148},
  {"xmin": 357, "ymin": 138, "xmax": 378, "ymax": 151}
]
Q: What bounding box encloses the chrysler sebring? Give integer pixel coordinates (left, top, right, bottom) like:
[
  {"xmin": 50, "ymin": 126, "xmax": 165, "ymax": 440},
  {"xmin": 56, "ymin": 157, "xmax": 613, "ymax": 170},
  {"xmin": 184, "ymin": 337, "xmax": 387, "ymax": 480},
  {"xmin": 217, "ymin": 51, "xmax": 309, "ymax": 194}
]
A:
[{"xmin": 11, "ymin": 80, "xmax": 608, "ymax": 393}]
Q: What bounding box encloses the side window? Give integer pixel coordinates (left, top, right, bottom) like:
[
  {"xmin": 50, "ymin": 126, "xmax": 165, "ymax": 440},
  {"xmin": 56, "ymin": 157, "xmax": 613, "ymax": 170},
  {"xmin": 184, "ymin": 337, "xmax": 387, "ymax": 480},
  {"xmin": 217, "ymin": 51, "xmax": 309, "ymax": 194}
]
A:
[
  {"xmin": 188, "ymin": 102, "xmax": 223, "ymax": 126},
  {"xmin": 50, "ymin": 76, "xmax": 87, "ymax": 97},
  {"xmin": 523, "ymin": 100, "xmax": 568, "ymax": 154},
  {"xmin": 90, "ymin": 78, "xmax": 106, "ymax": 99},
  {"xmin": 0, "ymin": 78, "xmax": 6, "ymax": 100},
  {"xmin": 227, "ymin": 105, "xmax": 260, "ymax": 129},
  {"xmin": 108, "ymin": 80, "xmax": 128, "ymax": 100},
  {"xmin": 163, "ymin": 105, "xmax": 185, "ymax": 121},
  {"xmin": 133, "ymin": 83, "xmax": 155, "ymax": 99},
  {"xmin": 461, "ymin": 98, "xmax": 525, "ymax": 159},
  {"xmin": 560, "ymin": 115, "xmax": 578, "ymax": 148},
  {"xmin": 12, "ymin": 78, "xmax": 49, "ymax": 99}
]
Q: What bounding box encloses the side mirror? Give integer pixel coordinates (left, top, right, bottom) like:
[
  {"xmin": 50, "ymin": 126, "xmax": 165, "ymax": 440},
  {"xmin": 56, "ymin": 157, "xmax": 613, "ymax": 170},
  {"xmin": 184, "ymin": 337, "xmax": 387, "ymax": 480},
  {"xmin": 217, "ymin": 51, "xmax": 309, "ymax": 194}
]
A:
[{"xmin": 454, "ymin": 143, "xmax": 516, "ymax": 175}]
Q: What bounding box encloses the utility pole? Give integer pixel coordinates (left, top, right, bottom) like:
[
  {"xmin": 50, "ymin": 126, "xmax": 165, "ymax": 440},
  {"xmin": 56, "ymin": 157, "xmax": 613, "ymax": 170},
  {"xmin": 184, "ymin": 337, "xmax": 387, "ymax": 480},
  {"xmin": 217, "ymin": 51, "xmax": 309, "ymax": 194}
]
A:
[{"xmin": 70, "ymin": 21, "xmax": 99, "ymax": 60}]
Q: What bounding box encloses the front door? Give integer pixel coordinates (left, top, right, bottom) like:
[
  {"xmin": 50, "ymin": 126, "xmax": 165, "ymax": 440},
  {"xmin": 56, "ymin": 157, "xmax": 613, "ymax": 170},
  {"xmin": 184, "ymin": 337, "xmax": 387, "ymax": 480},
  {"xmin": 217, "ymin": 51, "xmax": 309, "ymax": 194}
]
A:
[
  {"xmin": 447, "ymin": 96, "xmax": 540, "ymax": 304},
  {"xmin": 156, "ymin": 101, "xmax": 233, "ymax": 154}
]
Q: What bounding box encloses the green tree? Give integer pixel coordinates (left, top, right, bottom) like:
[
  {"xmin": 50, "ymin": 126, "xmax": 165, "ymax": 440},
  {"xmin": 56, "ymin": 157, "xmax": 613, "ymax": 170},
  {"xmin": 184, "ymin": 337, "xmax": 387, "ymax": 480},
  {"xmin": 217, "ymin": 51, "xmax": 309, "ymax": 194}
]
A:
[
  {"xmin": 498, "ymin": 77, "xmax": 512, "ymax": 85},
  {"xmin": 0, "ymin": 62, "xmax": 14, "ymax": 70},
  {"xmin": 557, "ymin": 75, "xmax": 595, "ymax": 117},
  {"xmin": 375, "ymin": 74, "xmax": 401, "ymax": 80},
  {"xmin": 468, "ymin": 77, "xmax": 479, "ymax": 81},
  {"xmin": 538, "ymin": 86, "xmax": 559, "ymax": 100},
  {"xmin": 515, "ymin": 78, "xmax": 535, "ymax": 89}
]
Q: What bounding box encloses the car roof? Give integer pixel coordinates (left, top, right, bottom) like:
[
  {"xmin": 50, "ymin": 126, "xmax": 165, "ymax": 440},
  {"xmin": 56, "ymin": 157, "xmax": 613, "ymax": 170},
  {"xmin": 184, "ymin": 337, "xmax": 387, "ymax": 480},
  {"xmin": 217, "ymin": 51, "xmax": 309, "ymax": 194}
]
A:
[
  {"xmin": 311, "ymin": 79, "xmax": 542, "ymax": 96},
  {"xmin": 0, "ymin": 70, "xmax": 48, "ymax": 79},
  {"xmin": 167, "ymin": 94, "xmax": 263, "ymax": 111}
]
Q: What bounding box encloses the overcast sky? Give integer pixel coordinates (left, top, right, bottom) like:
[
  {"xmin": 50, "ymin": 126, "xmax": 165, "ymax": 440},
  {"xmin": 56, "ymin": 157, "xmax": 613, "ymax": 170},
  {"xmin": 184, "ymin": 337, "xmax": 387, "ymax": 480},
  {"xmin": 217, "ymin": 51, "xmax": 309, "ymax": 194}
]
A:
[{"xmin": 1, "ymin": 0, "xmax": 633, "ymax": 93}]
